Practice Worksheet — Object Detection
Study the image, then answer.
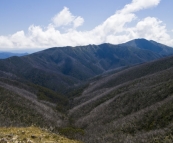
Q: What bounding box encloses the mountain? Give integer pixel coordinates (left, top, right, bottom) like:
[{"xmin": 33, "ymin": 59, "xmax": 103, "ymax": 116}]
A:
[
  {"xmin": 0, "ymin": 52, "xmax": 28, "ymax": 59},
  {"xmin": 0, "ymin": 39, "xmax": 172, "ymax": 94},
  {"xmin": 121, "ymin": 38, "xmax": 173, "ymax": 56},
  {"xmin": 1, "ymin": 39, "xmax": 173, "ymax": 142},
  {"xmin": 69, "ymin": 55, "xmax": 173, "ymax": 143}
]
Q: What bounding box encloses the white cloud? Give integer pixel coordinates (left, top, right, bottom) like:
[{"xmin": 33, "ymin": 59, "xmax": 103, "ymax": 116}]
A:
[
  {"xmin": 0, "ymin": 0, "xmax": 173, "ymax": 51},
  {"xmin": 125, "ymin": 17, "xmax": 172, "ymax": 45},
  {"xmin": 120, "ymin": 0, "xmax": 160, "ymax": 14},
  {"xmin": 90, "ymin": 0, "xmax": 161, "ymax": 44},
  {"xmin": 73, "ymin": 16, "xmax": 84, "ymax": 28},
  {"xmin": 52, "ymin": 7, "xmax": 84, "ymax": 29},
  {"xmin": 0, "ymin": 36, "xmax": 13, "ymax": 47},
  {"xmin": 52, "ymin": 7, "xmax": 74, "ymax": 27}
]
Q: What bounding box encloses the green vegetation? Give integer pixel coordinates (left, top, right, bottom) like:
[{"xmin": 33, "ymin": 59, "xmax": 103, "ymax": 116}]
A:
[
  {"xmin": 0, "ymin": 87, "xmax": 47, "ymax": 127},
  {"xmin": 59, "ymin": 127, "xmax": 85, "ymax": 139},
  {"xmin": 0, "ymin": 126, "xmax": 82, "ymax": 143},
  {"xmin": 36, "ymin": 85, "xmax": 67, "ymax": 104},
  {"xmin": 67, "ymin": 83, "xmax": 89, "ymax": 98}
]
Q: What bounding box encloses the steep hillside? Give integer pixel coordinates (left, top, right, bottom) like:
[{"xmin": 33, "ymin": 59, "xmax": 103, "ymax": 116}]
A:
[
  {"xmin": 69, "ymin": 55, "xmax": 173, "ymax": 143},
  {"xmin": 0, "ymin": 76, "xmax": 68, "ymax": 128},
  {"xmin": 0, "ymin": 39, "xmax": 171, "ymax": 94},
  {"xmin": 0, "ymin": 75, "xmax": 84, "ymax": 141}
]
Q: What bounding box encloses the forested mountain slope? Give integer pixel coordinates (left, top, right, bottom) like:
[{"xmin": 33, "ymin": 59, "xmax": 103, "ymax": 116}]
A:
[
  {"xmin": 0, "ymin": 76, "xmax": 67, "ymax": 128},
  {"xmin": 69, "ymin": 55, "xmax": 173, "ymax": 143},
  {"xmin": 0, "ymin": 39, "xmax": 172, "ymax": 94}
]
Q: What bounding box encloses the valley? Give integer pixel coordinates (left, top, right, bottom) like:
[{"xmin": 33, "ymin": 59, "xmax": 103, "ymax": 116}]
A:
[{"xmin": 0, "ymin": 39, "xmax": 173, "ymax": 142}]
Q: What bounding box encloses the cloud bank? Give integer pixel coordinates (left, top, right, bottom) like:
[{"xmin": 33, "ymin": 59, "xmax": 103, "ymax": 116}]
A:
[{"xmin": 0, "ymin": 0, "xmax": 172, "ymax": 51}]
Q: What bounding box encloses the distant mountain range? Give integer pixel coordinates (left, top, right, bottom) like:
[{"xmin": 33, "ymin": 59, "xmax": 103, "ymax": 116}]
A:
[
  {"xmin": 0, "ymin": 52, "xmax": 28, "ymax": 59},
  {"xmin": 0, "ymin": 39, "xmax": 172, "ymax": 94}
]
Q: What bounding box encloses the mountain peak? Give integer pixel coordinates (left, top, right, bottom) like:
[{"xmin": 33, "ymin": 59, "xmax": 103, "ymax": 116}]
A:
[{"xmin": 121, "ymin": 38, "xmax": 173, "ymax": 56}]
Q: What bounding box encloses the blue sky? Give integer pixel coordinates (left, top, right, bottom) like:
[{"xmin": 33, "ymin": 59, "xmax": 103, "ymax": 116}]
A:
[{"xmin": 0, "ymin": 0, "xmax": 173, "ymax": 52}]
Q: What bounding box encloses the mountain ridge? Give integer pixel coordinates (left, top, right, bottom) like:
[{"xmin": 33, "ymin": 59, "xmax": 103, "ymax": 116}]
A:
[
  {"xmin": 121, "ymin": 38, "xmax": 173, "ymax": 56},
  {"xmin": 0, "ymin": 39, "xmax": 171, "ymax": 94}
]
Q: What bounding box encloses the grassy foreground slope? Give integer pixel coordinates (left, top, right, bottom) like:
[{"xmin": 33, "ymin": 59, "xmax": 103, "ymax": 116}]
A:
[{"xmin": 0, "ymin": 126, "xmax": 81, "ymax": 143}]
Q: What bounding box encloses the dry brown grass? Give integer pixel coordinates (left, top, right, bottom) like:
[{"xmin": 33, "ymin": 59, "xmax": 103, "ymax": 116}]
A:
[{"xmin": 0, "ymin": 126, "xmax": 82, "ymax": 143}]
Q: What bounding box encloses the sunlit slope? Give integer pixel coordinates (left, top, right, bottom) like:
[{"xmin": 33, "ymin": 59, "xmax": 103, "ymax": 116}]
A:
[{"xmin": 0, "ymin": 126, "xmax": 82, "ymax": 143}]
